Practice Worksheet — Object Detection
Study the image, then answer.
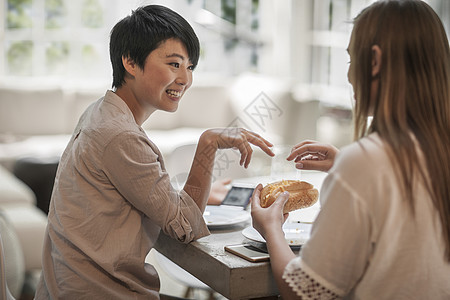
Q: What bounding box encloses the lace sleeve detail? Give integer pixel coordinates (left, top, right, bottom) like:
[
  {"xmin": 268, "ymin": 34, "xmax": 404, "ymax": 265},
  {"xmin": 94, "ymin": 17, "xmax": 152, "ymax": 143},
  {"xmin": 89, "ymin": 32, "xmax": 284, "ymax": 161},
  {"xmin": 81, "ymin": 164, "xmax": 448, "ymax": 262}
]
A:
[{"xmin": 282, "ymin": 258, "xmax": 342, "ymax": 300}]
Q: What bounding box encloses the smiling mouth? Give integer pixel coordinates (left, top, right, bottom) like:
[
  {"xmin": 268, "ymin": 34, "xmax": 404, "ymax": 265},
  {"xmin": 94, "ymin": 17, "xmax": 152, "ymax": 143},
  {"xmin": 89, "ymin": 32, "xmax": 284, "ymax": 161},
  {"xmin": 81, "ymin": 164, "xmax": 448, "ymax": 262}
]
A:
[{"xmin": 166, "ymin": 89, "xmax": 182, "ymax": 98}]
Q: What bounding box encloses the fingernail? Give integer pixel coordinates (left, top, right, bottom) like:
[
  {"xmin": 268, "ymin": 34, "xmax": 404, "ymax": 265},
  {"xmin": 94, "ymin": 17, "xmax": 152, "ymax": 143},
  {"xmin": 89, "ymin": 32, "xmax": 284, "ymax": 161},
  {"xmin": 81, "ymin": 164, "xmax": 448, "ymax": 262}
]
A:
[
  {"xmin": 296, "ymin": 163, "xmax": 303, "ymax": 169},
  {"xmin": 283, "ymin": 191, "xmax": 289, "ymax": 196}
]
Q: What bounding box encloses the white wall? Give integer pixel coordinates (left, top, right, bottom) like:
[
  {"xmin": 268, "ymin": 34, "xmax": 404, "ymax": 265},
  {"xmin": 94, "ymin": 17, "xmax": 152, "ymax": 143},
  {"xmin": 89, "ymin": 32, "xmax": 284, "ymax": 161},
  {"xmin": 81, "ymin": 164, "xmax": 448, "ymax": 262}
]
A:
[
  {"xmin": 0, "ymin": 75, "xmax": 320, "ymax": 144},
  {"xmin": 0, "ymin": 85, "xmax": 102, "ymax": 136}
]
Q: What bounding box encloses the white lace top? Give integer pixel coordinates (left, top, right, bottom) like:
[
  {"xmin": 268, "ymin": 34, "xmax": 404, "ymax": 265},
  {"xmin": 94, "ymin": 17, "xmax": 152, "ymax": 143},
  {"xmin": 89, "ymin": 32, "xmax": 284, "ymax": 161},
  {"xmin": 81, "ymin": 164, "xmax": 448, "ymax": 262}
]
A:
[
  {"xmin": 283, "ymin": 134, "xmax": 450, "ymax": 299},
  {"xmin": 283, "ymin": 258, "xmax": 341, "ymax": 299}
]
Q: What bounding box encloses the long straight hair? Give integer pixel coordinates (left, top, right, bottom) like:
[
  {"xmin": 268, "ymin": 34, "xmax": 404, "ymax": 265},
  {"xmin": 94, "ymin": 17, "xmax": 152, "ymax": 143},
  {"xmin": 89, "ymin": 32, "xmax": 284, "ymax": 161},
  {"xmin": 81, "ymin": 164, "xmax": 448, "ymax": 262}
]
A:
[{"xmin": 351, "ymin": 0, "xmax": 450, "ymax": 261}]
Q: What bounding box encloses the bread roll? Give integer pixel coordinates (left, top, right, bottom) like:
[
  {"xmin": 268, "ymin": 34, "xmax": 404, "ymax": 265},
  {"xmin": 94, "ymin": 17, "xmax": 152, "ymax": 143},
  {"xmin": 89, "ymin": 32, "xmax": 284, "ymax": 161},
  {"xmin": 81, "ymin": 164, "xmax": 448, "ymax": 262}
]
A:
[{"xmin": 260, "ymin": 180, "xmax": 318, "ymax": 213}]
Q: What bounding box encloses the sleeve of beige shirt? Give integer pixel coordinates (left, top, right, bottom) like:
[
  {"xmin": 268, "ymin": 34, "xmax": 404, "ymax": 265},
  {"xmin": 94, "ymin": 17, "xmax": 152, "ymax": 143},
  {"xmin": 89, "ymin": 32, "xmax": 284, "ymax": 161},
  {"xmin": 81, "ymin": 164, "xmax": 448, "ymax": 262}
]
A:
[{"xmin": 102, "ymin": 130, "xmax": 210, "ymax": 243}]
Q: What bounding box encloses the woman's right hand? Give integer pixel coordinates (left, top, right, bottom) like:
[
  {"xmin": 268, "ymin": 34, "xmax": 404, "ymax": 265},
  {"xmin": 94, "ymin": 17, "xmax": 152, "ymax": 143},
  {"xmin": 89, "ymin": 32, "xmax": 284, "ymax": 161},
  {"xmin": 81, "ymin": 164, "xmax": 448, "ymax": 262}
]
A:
[
  {"xmin": 202, "ymin": 128, "xmax": 274, "ymax": 168},
  {"xmin": 185, "ymin": 128, "xmax": 273, "ymax": 212},
  {"xmin": 250, "ymin": 184, "xmax": 289, "ymax": 240},
  {"xmin": 286, "ymin": 140, "xmax": 339, "ymax": 172}
]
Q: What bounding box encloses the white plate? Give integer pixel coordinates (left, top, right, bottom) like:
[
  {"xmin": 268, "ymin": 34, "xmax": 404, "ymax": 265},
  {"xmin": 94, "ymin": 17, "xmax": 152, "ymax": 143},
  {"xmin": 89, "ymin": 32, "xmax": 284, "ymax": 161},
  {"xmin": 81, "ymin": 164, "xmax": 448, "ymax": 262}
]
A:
[
  {"xmin": 242, "ymin": 223, "xmax": 312, "ymax": 246},
  {"xmin": 203, "ymin": 205, "xmax": 250, "ymax": 228}
]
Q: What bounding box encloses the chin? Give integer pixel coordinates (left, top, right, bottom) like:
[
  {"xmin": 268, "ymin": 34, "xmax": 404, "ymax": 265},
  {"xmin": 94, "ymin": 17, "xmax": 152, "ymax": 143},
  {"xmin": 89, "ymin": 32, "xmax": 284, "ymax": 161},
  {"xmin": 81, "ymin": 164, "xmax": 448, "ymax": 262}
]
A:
[{"xmin": 165, "ymin": 105, "xmax": 178, "ymax": 113}]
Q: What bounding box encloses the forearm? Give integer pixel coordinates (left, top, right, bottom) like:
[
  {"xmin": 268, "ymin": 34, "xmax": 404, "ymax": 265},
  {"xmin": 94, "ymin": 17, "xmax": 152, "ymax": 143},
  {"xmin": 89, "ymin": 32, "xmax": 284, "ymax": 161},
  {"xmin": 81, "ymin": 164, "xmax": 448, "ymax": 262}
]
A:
[
  {"xmin": 265, "ymin": 228, "xmax": 298, "ymax": 299},
  {"xmin": 183, "ymin": 131, "xmax": 217, "ymax": 212}
]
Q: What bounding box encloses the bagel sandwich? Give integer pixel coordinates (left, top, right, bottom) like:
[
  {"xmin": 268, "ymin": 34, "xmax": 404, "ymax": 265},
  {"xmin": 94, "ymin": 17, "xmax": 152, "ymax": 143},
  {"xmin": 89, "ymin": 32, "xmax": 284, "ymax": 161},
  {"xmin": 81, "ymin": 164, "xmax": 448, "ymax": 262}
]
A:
[{"xmin": 260, "ymin": 180, "xmax": 318, "ymax": 213}]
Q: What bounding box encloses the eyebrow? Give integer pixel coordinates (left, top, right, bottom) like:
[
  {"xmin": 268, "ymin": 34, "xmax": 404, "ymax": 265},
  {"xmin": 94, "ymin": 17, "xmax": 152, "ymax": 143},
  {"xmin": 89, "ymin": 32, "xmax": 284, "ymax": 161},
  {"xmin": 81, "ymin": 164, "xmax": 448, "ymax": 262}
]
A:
[{"xmin": 166, "ymin": 53, "xmax": 185, "ymax": 60}]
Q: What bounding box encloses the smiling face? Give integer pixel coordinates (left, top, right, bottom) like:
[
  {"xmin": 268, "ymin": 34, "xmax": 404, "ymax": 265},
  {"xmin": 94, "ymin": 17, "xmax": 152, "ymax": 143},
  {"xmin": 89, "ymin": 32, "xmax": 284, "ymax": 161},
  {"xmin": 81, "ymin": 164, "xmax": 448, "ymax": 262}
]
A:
[{"xmin": 116, "ymin": 38, "xmax": 194, "ymax": 124}]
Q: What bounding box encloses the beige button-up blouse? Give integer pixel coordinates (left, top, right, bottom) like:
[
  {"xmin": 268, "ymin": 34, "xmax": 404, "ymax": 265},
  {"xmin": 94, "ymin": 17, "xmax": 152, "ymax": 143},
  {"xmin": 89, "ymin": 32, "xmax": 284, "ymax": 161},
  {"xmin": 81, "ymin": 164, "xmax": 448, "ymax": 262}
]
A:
[{"xmin": 36, "ymin": 90, "xmax": 209, "ymax": 300}]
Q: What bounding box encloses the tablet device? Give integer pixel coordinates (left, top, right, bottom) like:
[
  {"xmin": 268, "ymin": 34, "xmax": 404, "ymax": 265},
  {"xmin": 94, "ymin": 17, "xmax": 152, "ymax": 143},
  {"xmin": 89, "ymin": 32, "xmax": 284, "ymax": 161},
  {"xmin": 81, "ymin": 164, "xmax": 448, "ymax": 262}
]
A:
[
  {"xmin": 224, "ymin": 244, "xmax": 270, "ymax": 262},
  {"xmin": 221, "ymin": 186, "xmax": 254, "ymax": 208}
]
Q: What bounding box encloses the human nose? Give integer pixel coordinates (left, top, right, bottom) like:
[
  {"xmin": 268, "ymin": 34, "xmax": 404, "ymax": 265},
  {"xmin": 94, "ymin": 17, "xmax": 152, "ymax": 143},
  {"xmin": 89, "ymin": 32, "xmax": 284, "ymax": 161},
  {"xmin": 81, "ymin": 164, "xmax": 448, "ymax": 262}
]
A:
[
  {"xmin": 347, "ymin": 66, "xmax": 353, "ymax": 86},
  {"xmin": 176, "ymin": 69, "xmax": 191, "ymax": 87}
]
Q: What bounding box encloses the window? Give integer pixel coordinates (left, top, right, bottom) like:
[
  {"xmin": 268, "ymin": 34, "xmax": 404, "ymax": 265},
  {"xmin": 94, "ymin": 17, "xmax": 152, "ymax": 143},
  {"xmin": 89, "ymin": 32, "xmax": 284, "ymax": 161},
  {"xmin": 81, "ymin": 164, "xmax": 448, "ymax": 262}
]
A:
[
  {"xmin": 294, "ymin": 0, "xmax": 450, "ymax": 108},
  {"xmin": 1, "ymin": 0, "xmax": 115, "ymax": 83},
  {"xmin": 193, "ymin": 0, "xmax": 262, "ymax": 75},
  {"xmin": 0, "ymin": 0, "xmax": 266, "ymax": 86},
  {"xmin": 292, "ymin": 0, "xmax": 377, "ymax": 108},
  {"xmin": 1, "ymin": 0, "xmax": 449, "ymax": 104}
]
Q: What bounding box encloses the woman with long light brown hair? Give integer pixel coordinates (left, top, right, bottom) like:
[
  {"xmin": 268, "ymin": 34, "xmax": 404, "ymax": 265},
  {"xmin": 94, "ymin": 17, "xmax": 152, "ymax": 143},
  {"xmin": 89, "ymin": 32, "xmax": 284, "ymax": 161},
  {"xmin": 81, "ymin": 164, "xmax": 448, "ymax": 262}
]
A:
[{"xmin": 251, "ymin": 0, "xmax": 450, "ymax": 298}]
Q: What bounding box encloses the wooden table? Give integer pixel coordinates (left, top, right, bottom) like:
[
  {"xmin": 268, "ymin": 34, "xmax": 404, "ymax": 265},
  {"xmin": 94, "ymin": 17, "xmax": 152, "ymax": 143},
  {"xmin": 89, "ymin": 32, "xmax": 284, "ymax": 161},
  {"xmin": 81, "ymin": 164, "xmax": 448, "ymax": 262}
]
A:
[
  {"xmin": 154, "ymin": 171, "xmax": 326, "ymax": 299},
  {"xmin": 154, "ymin": 220, "xmax": 282, "ymax": 300}
]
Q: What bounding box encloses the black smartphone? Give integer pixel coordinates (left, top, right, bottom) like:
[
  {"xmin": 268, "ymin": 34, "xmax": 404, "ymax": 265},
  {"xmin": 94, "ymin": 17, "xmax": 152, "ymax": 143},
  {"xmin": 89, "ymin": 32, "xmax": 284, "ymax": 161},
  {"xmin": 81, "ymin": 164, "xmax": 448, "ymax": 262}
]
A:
[
  {"xmin": 224, "ymin": 244, "xmax": 270, "ymax": 262},
  {"xmin": 221, "ymin": 186, "xmax": 255, "ymax": 208}
]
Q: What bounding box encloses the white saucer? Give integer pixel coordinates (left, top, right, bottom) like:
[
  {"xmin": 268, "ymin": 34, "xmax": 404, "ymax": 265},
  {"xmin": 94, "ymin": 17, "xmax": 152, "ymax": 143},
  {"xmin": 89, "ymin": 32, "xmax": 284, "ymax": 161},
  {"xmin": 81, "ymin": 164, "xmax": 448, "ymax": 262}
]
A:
[
  {"xmin": 242, "ymin": 222, "xmax": 312, "ymax": 246},
  {"xmin": 203, "ymin": 205, "xmax": 250, "ymax": 228}
]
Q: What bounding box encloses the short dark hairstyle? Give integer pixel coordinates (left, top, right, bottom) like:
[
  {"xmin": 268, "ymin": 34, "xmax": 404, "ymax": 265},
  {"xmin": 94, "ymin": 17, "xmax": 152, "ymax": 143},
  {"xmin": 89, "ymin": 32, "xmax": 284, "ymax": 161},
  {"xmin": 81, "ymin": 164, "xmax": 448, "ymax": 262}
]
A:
[{"xmin": 109, "ymin": 5, "xmax": 200, "ymax": 89}]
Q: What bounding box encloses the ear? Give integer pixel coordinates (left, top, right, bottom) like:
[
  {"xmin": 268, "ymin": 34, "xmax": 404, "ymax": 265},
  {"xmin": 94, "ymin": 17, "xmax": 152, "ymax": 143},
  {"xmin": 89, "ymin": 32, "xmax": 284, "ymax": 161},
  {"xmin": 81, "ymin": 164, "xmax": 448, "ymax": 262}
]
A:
[
  {"xmin": 371, "ymin": 45, "xmax": 382, "ymax": 78},
  {"xmin": 122, "ymin": 56, "xmax": 138, "ymax": 77}
]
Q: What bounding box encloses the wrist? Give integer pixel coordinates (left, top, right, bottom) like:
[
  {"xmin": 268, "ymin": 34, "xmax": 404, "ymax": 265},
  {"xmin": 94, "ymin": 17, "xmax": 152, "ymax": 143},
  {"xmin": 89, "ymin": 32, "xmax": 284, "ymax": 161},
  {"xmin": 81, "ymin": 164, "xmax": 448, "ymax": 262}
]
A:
[
  {"xmin": 199, "ymin": 129, "xmax": 219, "ymax": 151},
  {"xmin": 263, "ymin": 225, "xmax": 284, "ymax": 242}
]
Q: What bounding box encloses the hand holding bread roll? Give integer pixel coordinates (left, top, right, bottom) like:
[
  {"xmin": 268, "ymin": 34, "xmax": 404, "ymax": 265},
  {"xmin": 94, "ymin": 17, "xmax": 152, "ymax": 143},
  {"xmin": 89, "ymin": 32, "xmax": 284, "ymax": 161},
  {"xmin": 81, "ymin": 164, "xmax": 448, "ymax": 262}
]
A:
[{"xmin": 260, "ymin": 180, "xmax": 318, "ymax": 213}]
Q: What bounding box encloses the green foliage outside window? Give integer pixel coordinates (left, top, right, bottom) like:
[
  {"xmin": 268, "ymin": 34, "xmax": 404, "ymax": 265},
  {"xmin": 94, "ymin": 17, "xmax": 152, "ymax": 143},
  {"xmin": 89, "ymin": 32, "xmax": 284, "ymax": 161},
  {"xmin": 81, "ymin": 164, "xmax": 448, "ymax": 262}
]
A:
[
  {"xmin": 7, "ymin": 41, "xmax": 33, "ymax": 75},
  {"xmin": 251, "ymin": 0, "xmax": 259, "ymax": 30},
  {"xmin": 82, "ymin": 44, "xmax": 96, "ymax": 61},
  {"xmin": 221, "ymin": 0, "xmax": 236, "ymax": 24},
  {"xmin": 45, "ymin": 0, "xmax": 67, "ymax": 29},
  {"xmin": 46, "ymin": 41, "xmax": 69, "ymax": 74},
  {"xmin": 82, "ymin": 0, "xmax": 103, "ymax": 28},
  {"xmin": 7, "ymin": 0, "xmax": 32, "ymax": 28}
]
